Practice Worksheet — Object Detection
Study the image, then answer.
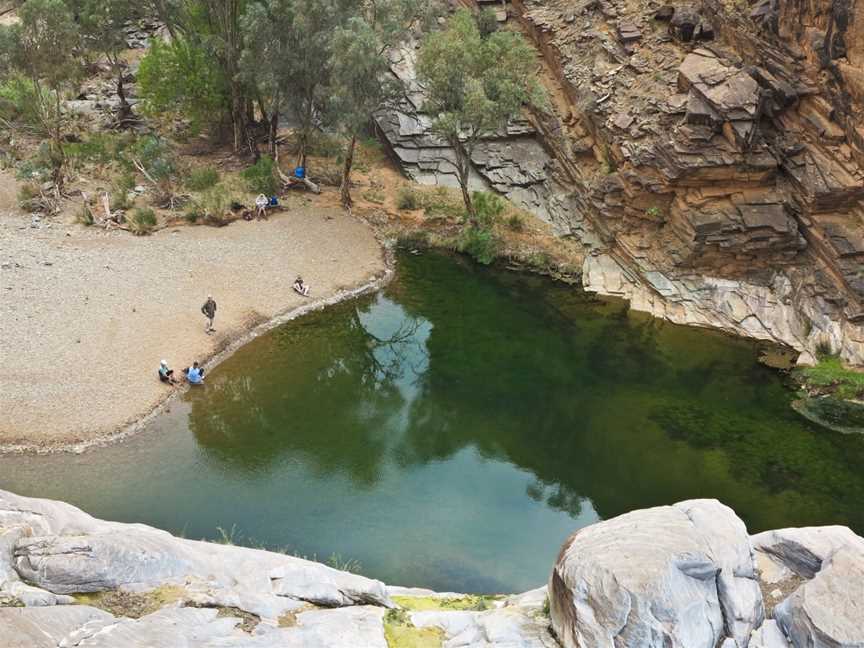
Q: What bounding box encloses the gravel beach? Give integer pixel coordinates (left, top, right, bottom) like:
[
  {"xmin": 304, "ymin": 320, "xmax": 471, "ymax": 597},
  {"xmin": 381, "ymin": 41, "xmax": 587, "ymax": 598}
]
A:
[{"xmin": 0, "ymin": 189, "xmax": 386, "ymax": 450}]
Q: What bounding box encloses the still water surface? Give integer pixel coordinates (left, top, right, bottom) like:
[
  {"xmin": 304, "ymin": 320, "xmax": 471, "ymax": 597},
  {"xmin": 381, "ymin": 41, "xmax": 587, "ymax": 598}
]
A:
[{"xmin": 2, "ymin": 251, "xmax": 863, "ymax": 593}]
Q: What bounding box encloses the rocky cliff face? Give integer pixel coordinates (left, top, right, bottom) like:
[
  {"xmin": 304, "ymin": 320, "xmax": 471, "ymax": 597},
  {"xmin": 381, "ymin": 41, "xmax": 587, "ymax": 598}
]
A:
[{"xmin": 379, "ymin": 0, "xmax": 864, "ymax": 366}]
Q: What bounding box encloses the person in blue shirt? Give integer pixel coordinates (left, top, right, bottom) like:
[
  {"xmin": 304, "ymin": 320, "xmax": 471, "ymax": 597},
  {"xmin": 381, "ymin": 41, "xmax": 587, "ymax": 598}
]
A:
[{"xmin": 184, "ymin": 361, "xmax": 205, "ymax": 385}]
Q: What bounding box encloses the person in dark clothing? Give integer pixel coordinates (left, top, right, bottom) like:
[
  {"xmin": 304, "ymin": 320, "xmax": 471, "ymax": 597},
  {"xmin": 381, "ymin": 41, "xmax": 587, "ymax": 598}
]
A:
[
  {"xmin": 202, "ymin": 295, "xmax": 217, "ymax": 333},
  {"xmin": 158, "ymin": 360, "xmax": 177, "ymax": 384}
]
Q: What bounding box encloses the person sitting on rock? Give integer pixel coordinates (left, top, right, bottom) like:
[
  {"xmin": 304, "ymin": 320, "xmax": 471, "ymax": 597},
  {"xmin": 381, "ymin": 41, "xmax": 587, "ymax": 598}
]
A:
[
  {"xmin": 184, "ymin": 361, "xmax": 205, "ymax": 385},
  {"xmin": 255, "ymin": 194, "xmax": 269, "ymax": 220},
  {"xmin": 293, "ymin": 276, "xmax": 310, "ymax": 297},
  {"xmin": 158, "ymin": 360, "xmax": 177, "ymax": 385}
]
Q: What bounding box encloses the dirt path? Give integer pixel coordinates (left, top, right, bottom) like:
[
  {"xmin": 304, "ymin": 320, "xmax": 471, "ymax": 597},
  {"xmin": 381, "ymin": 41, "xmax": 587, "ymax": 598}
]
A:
[{"xmin": 0, "ymin": 194, "xmax": 386, "ymax": 450}]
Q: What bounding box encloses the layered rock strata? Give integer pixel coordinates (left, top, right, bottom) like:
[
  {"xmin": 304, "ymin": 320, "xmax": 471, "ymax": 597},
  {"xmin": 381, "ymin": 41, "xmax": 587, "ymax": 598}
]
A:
[{"xmin": 378, "ymin": 0, "xmax": 864, "ymax": 366}]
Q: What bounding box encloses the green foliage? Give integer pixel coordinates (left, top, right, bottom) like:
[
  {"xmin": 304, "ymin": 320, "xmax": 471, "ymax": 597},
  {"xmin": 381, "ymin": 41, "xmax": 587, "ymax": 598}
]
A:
[
  {"xmin": 241, "ymin": 156, "xmax": 278, "ymax": 195},
  {"xmin": 457, "ymin": 225, "xmax": 500, "ymax": 265},
  {"xmin": 186, "ymin": 184, "xmax": 240, "ymax": 226},
  {"xmin": 475, "ymin": 7, "xmax": 500, "ymax": 38},
  {"xmin": 416, "ymin": 9, "xmax": 544, "ymax": 217},
  {"xmin": 63, "ymin": 133, "xmax": 130, "ymax": 166},
  {"xmin": 138, "ymin": 37, "xmax": 228, "ymax": 134},
  {"xmin": 397, "ymin": 187, "xmax": 420, "ymax": 210},
  {"xmin": 17, "ymin": 182, "xmax": 39, "ymax": 210},
  {"xmin": 795, "ymin": 356, "xmax": 864, "ymax": 400},
  {"xmin": 392, "ymin": 595, "xmax": 501, "ymax": 612},
  {"xmin": 0, "ymin": 75, "xmax": 40, "ymax": 126},
  {"xmin": 186, "ymin": 167, "xmax": 220, "ymax": 192},
  {"xmin": 362, "ymin": 187, "xmax": 385, "ymax": 204},
  {"xmin": 384, "ymin": 607, "xmax": 444, "ymax": 648},
  {"xmin": 129, "ymin": 207, "xmax": 157, "ymax": 235},
  {"xmin": 396, "ymin": 230, "xmax": 430, "ymax": 249},
  {"xmin": 506, "ymin": 214, "xmax": 525, "ymax": 232},
  {"xmin": 471, "ymin": 191, "xmax": 505, "ymax": 227},
  {"xmin": 130, "ymin": 136, "xmax": 175, "ymax": 181},
  {"xmin": 76, "ymin": 204, "xmax": 95, "ymax": 226},
  {"xmin": 325, "ymin": 553, "xmax": 362, "ymax": 574},
  {"xmin": 0, "ymin": 0, "xmax": 81, "ymax": 172},
  {"xmin": 415, "ymin": 187, "xmax": 465, "ymax": 220},
  {"xmin": 15, "ymin": 145, "xmax": 52, "ymax": 180},
  {"xmin": 645, "ymin": 206, "xmax": 662, "ymax": 219},
  {"xmin": 216, "ymin": 524, "xmax": 239, "ymax": 545},
  {"xmin": 1, "ymin": 0, "xmax": 81, "ymax": 90}
]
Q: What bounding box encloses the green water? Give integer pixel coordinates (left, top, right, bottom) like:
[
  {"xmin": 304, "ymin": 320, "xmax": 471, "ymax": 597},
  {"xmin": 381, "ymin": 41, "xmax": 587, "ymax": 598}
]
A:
[{"xmin": 2, "ymin": 251, "xmax": 864, "ymax": 593}]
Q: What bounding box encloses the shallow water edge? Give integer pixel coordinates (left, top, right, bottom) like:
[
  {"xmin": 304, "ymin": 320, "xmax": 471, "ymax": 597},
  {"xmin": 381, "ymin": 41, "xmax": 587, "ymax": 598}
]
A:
[{"xmin": 0, "ymin": 250, "xmax": 395, "ymax": 456}]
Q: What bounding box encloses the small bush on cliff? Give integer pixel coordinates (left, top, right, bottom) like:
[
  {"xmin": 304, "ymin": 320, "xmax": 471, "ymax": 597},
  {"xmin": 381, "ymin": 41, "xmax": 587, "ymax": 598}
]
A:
[
  {"xmin": 471, "ymin": 191, "xmax": 505, "ymax": 227},
  {"xmin": 397, "ymin": 187, "xmax": 419, "ymax": 210},
  {"xmin": 457, "ymin": 225, "xmax": 500, "ymax": 265}
]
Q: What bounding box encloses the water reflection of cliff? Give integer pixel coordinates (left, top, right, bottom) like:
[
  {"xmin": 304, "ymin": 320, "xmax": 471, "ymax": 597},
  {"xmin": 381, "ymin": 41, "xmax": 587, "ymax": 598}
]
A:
[{"xmin": 189, "ymin": 251, "xmax": 864, "ymax": 533}]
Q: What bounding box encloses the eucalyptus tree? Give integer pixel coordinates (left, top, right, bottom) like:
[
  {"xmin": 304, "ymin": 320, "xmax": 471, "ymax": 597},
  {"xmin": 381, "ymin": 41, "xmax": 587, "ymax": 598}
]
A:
[
  {"xmin": 76, "ymin": 0, "xmax": 142, "ymax": 123},
  {"xmin": 416, "ymin": 9, "xmax": 543, "ymax": 218},
  {"xmin": 328, "ymin": 0, "xmax": 433, "ymax": 208},
  {"xmin": 0, "ymin": 0, "xmax": 82, "ymax": 180},
  {"xmin": 239, "ymin": 0, "xmax": 292, "ymax": 156}
]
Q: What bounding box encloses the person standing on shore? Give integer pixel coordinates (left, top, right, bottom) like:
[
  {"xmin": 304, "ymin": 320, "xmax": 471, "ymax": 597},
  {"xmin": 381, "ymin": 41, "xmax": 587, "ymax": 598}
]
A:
[{"xmin": 202, "ymin": 295, "xmax": 217, "ymax": 334}]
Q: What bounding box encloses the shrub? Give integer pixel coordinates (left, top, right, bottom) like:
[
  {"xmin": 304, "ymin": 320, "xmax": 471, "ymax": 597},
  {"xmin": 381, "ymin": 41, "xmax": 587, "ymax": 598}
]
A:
[
  {"xmin": 241, "ymin": 156, "xmax": 278, "ymax": 195},
  {"xmin": 185, "ymin": 167, "xmax": 220, "ymax": 191},
  {"xmin": 76, "ymin": 204, "xmax": 94, "ymax": 226},
  {"xmin": 16, "ymin": 146, "xmax": 53, "ymax": 181},
  {"xmin": 362, "ymin": 187, "xmax": 385, "ymax": 204},
  {"xmin": 506, "ymin": 214, "xmax": 525, "ymax": 231},
  {"xmin": 645, "ymin": 206, "xmax": 662, "ymax": 219},
  {"xmin": 471, "ymin": 191, "xmax": 505, "ymax": 226},
  {"xmin": 64, "ymin": 133, "xmax": 128, "ymax": 166},
  {"xmin": 17, "ymin": 183, "xmax": 40, "ymax": 211},
  {"xmin": 130, "ymin": 136, "xmax": 176, "ymax": 181},
  {"xmin": 186, "ymin": 185, "xmax": 239, "ymax": 225},
  {"xmin": 0, "ymin": 75, "xmax": 40, "ymax": 128},
  {"xmin": 458, "ymin": 225, "xmax": 500, "ymax": 265},
  {"xmin": 110, "ymin": 181, "xmax": 134, "ymax": 211},
  {"xmin": 420, "ymin": 187, "xmax": 465, "ymax": 220},
  {"xmin": 397, "ymin": 186, "xmax": 419, "ymax": 210},
  {"xmin": 476, "ymin": 7, "xmax": 500, "ymax": 38},
  {"xmin": 396, "ymin": 230, "xmax": 430, "ymax": 249},
  {"xmin": 129, "ymin": 207, "xmax": 157, "ymax": 235}
]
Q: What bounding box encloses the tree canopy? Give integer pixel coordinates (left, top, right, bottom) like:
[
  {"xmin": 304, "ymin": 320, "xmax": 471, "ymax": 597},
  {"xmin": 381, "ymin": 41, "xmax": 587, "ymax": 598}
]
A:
[{"xmin": 416, "ymin": 8, "xmax": 543, "ymax": 218}]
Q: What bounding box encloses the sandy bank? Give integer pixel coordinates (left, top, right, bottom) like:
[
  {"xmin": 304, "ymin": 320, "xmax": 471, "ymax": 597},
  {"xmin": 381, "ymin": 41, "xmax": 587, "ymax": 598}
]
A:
[{"xmin": 0, "ymin": 204, "xmax": 386, "ymax": 451}]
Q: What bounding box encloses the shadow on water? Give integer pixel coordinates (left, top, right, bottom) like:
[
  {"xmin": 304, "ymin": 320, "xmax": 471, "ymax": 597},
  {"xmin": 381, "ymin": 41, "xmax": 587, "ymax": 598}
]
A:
[{"xmin": 2, "ymin": 250, "xmax": 864, "ymax": 593}]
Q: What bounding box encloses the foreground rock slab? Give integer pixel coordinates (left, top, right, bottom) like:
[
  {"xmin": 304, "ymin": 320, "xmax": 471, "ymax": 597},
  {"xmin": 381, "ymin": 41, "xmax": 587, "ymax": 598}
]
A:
[{"xmin": 549, "ymin": 499, "xmax": 763, "ymax": 648}]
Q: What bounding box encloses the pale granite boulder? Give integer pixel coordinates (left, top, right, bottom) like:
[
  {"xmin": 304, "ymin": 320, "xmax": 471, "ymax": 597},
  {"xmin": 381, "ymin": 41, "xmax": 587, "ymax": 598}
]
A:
[{"xmin": 549, "ymin": 499, "xmax": 763, "ymax": 648}]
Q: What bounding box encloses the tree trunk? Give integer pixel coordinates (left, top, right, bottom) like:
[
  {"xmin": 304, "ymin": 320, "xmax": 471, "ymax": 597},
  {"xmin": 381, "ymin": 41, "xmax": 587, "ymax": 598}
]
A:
[
  {"xmin": 297, "ymin": 130, "xmax": 308, "ymax": 170},
  {"xmin": 453, "ymin": 139, "xmax": 474, "ymax": 219},
  {"xmin": 116, "ymin": 71, "xmax": 134, "ymax": 126},
  {"xmin": 340, "ymin": 134, "xmax": 356, "ymax": 209},
  {"xmin": 268, "ymin": 112, "xmax": 278, "ymax": 158}
]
